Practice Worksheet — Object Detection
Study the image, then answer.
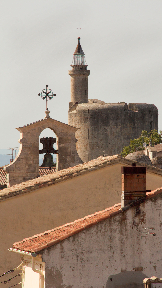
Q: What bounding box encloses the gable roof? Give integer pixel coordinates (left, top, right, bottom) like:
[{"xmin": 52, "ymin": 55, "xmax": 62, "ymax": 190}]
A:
[
  {"xmin": 2, "ymin": 155, "xmax": 162, "ymax": 202},
  {"xmin": 17, "ymin": 117, "xmax": 77, "ymax": 132},
  {"xmin": 10, "ymin": 186, "xmax": 162, "ymax": 254}
]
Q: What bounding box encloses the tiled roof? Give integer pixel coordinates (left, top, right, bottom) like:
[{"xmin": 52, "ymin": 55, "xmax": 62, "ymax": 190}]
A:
[
  {"xmin": 10, "ymin": 186, "xmax": 162, "ymax": 253},
  {"xmin": 0, "ymin": 155, "xmax": 119, "ymax": 201},
  {"xmin": 2, "ymin": 155, "xmax": 162, "ymax": 202},
  {"xmin": 11, "ymin": 203, "xmax": 121, "ymax": 253}
]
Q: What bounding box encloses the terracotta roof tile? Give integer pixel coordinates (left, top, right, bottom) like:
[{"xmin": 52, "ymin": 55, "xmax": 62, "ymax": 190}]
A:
[
  {"xmin": 11, "ymin": 203, "xmax": 121, "ymax": 253},
  {"xmin": 2, "ymin": 155, "xmax": 162, "ymax": 202},
  {"xmin": 146, "ymin": 187, "xmax": 162, "ymax": 198},
  {"xmin": 1, "ymin": 155, "xmax": 119, "ymax": 201},
  {"xmin": 10, "ymin": 187, "xmax": 162, "ymax": 254}
]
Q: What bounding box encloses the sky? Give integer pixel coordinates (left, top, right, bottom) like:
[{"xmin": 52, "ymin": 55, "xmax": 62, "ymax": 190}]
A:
[{"xmin": 1, "ymin": 0, "xmax": 162, "ymax": 149}]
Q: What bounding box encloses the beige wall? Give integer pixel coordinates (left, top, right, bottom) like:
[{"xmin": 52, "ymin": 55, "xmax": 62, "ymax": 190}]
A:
[{"xmin": 1, "ymin": 164, "xmax": 162, "ymax": 276}]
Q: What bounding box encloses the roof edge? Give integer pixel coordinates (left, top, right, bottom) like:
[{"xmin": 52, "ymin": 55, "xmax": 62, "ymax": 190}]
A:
[
  {"xmin": 1, "ymin": 155, "xmax": 162, "ymax": 202},
  {"xmin": 10, "ymin": 185, "xmax": 162, "ymax": 254}
]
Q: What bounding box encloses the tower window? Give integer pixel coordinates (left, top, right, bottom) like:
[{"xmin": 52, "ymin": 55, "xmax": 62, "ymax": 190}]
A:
[
  {"xmin": 150, "ymin": 121, "xmax": 153, "ymax": 130},
  {"xmin": 85, "ymin": 90, "xmax": 86, "ymax": 95}
]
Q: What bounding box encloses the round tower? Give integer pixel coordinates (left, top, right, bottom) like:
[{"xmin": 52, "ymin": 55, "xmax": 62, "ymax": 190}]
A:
[{"xmin": 68, "ymin": 37, "xmax": 90, "ymax": 104}]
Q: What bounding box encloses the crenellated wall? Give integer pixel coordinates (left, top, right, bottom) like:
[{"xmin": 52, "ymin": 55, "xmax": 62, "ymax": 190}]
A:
[{"xmin": 68, "ymin": 101, "xmax": 158, "ymax": 162}]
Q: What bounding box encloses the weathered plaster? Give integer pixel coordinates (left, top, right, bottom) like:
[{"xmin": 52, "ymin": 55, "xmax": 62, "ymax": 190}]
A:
[{"xmin": 42, "ymin": 194, "xmax": 162, "ymax": 288}]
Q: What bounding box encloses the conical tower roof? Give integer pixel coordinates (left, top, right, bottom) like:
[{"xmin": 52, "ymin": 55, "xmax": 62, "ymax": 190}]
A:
[{"xmin": 74, "ymin": 37, "xmax": 84, "ymax": 55}]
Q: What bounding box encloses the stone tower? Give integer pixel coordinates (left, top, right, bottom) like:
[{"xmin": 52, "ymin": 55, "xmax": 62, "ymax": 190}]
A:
[
  {"xmin": 68, "ymin": 38, "xmax": 158, "ymax": 163},
  {"xmin": 68, "ymin": 37, "xmax": 90, "ymax": 106}
]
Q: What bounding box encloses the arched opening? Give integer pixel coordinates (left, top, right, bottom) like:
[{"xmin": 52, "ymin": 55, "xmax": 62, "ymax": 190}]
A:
[{"xmin": 39, "ymin": 128, "xmax": 58, "ymax": 174}]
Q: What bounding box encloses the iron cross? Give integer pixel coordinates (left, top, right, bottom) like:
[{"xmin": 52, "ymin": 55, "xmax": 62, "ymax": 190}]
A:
[{"xmin": 38, "ymin": 85, "xmax": 56, "ymax": 110}]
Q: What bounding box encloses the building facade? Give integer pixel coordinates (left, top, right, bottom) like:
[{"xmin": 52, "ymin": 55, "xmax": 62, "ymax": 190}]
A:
[
  {"xmin": 10, "ymin": 168, "xmax": 162, "ymax": 288},
  {"xmin": 2, "ymin": 156, "xmax": 162, "ymax": 280}
]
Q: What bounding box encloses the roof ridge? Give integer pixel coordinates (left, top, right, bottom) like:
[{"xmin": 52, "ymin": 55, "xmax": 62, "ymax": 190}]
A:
[
  {"xmin": 18, "ymin": 117, "xmax": 77, "ymax": 129},
  {"xmin": 0, "ymin": 155, "xmax": 119, "ymax": 199},
  {"xmin": 2, "ymin": 155, "xmax": 162, "ymax": 202}
]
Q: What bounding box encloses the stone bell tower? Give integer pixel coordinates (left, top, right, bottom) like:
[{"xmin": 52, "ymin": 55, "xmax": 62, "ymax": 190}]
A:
[{"xmin": 68, "ymin": 37, "xmax": 90, "ymax": 105}]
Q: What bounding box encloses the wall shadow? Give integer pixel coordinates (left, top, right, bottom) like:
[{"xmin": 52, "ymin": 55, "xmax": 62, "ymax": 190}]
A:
[{"xmin": 106, "ymin": 271, "xmax": 148, "ymax": 288}]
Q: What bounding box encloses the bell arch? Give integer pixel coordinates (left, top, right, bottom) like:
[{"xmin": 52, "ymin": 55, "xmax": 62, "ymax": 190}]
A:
[
  {"xmin": 39, "ymin": 128, "xmax": 58, "ymax": 170},
  {"xmin": 5, "ymin": 118, "xmax": 82, "ymax": 187}
]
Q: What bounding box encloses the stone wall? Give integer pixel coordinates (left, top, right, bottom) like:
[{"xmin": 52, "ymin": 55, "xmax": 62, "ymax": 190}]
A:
[
  {"xmin": 42, "ymin": 191, "xmax": 162, "ymax": 288},
  {"xmin": 68, "ymin": 65, "xmax": 90, "ymax": 104},
  {"xmin": 68, "ymin": 101, "xmax": 158, "ymax": 162},
  {"xmin": 4, "ymin": 117, "xmax": 81, "ymax": 186}
]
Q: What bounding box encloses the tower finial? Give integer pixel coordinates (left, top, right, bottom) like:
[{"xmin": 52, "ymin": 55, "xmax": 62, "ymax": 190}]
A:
[{"xmin": 73, "ymin": 37, "xmax": 85, "ymax": 65}]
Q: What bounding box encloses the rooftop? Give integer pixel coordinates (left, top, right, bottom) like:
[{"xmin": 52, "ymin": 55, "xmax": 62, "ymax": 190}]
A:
[
  {"xmin": 1, "ymin": 154, "xmax": 162, "ymax": 202},
  {"xmin": 10, "ymin": 186, "xmax": 162, "ymax": 253},
  {"xmin": 147, "ymin": 143, "xmax": 162, "ymax": 152},
  {"xmin": 11, "ymin": 203, "xmax": 121, "ymax": 253},
  {"xmin": 17, "ymin": 117, "xmax": 76, "ymax": 130}
]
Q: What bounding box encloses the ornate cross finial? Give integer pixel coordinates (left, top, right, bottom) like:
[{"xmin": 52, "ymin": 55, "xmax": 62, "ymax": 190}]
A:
[{"xmin": 38, "ymin": 85, "xmax": 56, "ymax": 110}]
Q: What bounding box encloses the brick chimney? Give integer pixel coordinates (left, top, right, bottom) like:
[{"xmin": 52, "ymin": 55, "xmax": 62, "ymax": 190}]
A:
[{"xmin": 121, "ymin": 163, "xmax": 147, "ymax": 207}]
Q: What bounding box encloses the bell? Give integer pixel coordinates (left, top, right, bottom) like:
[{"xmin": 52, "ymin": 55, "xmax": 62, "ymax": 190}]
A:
[{"xmin": 41, "ymin": 153, "xmax": 55, "ymax": 167}]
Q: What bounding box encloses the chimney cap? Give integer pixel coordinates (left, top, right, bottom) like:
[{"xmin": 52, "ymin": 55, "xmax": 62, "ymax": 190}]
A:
[{"xmin": 121, "ymin": 166, "xmax": 146, "ymax": 174}]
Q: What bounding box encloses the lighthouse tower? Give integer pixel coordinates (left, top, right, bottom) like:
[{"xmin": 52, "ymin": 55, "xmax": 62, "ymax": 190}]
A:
[
  {"xmin": 68, "ymin": 37, "xmax": 90, "ymax": 105},
  {"xmin": 68, "ymin": 37, "xmax": 158, "ymax": 164}
]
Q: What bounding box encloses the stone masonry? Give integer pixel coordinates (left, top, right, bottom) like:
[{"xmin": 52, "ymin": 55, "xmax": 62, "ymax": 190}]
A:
[
  {"xmin": 68, "ymin": 37, "xmax": 90, "ymax": 105},
  {"xmin": 68, "ymin": 101, "xmax": 158, "ymax": 162},
  {"xmin": 4, "ymin": 117, "xmax": 82, "ymax": 187},
  {"xmin": 68, "ymin": 38, "xmax": 158, "ymax": 162},
  {"xmin": 69, "ymin": 65, "xmax": 90, "ymax": 105}
]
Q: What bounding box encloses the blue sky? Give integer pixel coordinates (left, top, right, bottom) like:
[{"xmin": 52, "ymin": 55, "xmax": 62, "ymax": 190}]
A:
[{"xmin": 1, "ymin": 0, "xmax": 162, "ymax": 149}]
